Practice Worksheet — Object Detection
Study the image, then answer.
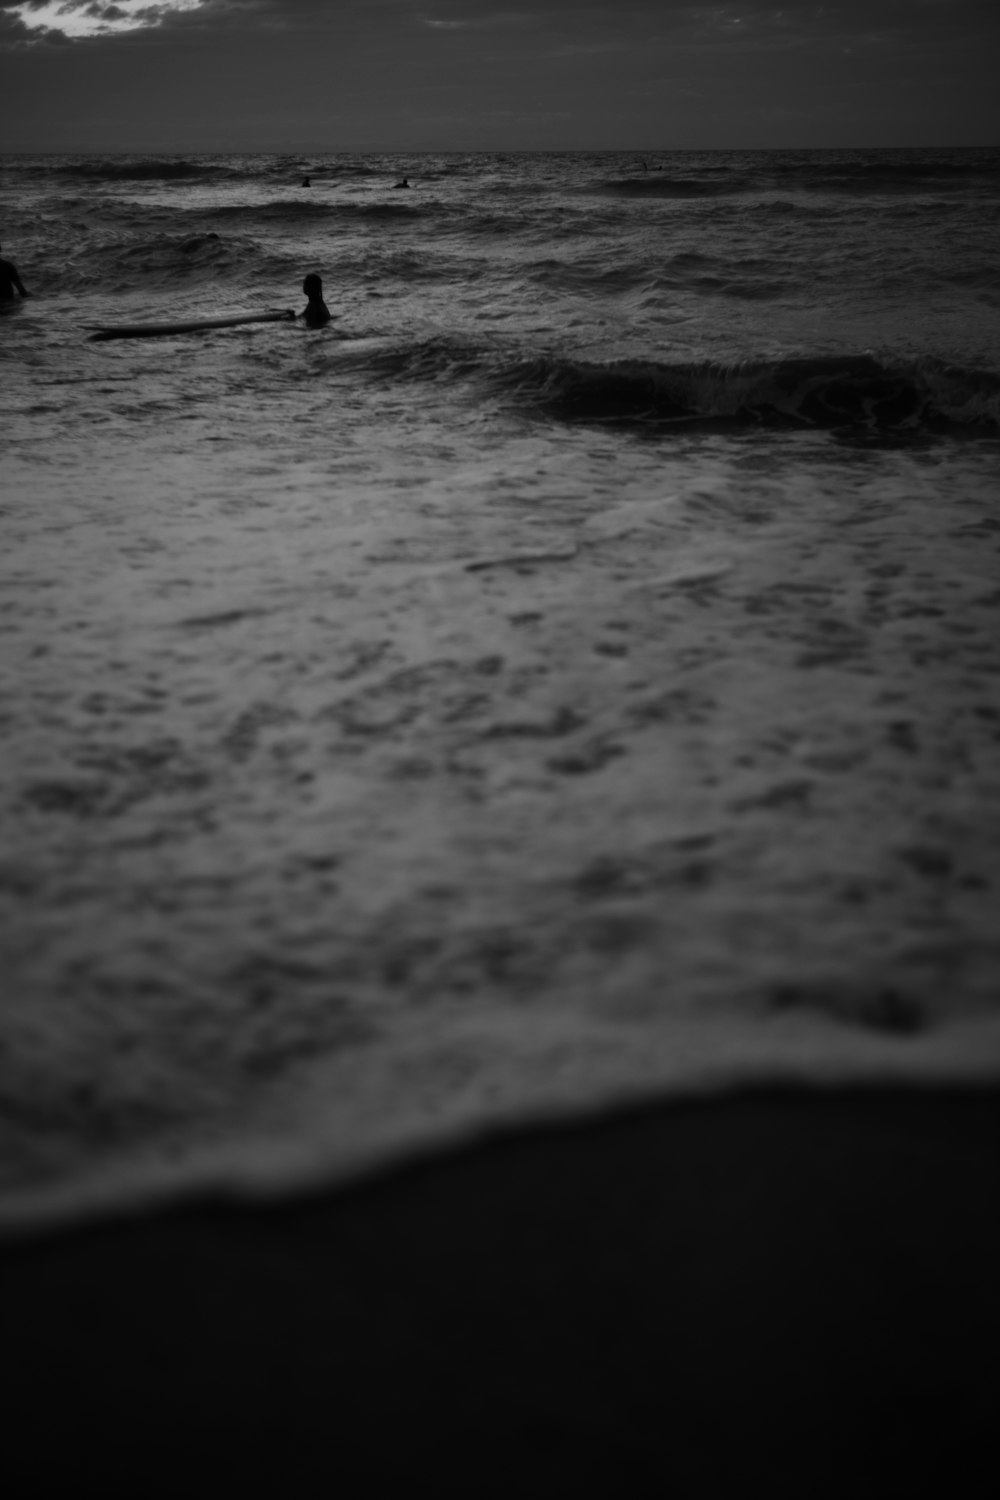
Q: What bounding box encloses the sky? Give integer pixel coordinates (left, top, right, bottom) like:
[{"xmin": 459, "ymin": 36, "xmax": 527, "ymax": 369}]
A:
[{"xmin": 1, "ymin": 0, "xmax": 998, "ymax": 153}]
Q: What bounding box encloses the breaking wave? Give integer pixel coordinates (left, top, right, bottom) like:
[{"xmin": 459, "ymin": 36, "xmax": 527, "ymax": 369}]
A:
[
  {"xmin": 345, "ymin": 340, "xmax": 1000, "ymax": 434},
  {"xmin": 204, "ymin": 200, "xmax": 425, "ymax": 223},
  {"xmin": 803, "ymin": 158, "xmax": 1000, "ymax": 192},
  {"xmin": 501, "ymin": 352, "xmax": 1000, "ymax": 432},
  {"xmin": 597, "ymin": 177, "xmax": 737, "ymax": 199},
  {"xmin": 57, "ymin": 231, "xmax": 276, "ymax": 293},
  {"xmin": 596, "ymin": 155, "xmax": 1000, "ymax": 201}
]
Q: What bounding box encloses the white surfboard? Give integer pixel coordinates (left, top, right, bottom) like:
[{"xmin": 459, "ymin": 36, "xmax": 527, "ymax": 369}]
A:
[{"xmin": 87, "ymin": 311, "xmax": 296, "ymax": 341}]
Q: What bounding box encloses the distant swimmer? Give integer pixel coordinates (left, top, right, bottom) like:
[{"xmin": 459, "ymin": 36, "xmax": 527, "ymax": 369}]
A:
[
  {"xmin": 393, "ymin": 177, "xmax": 411, "ymax": 189},
  {"xmin": 0, "ymin": 242, "xmax": 30, "ymax": 301},
  {"xmin": 300, "ymin": 272, "xmax": 331, "ymax": 328},
  {"xmin": 301, "ymin": 176, "xmax": 312, "ymax": 187}
]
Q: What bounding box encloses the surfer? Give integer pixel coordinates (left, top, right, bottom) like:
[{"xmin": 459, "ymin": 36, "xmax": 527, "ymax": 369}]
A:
[
  {"xmin": 0, "ymin": 242, "xmax": 30, "ymax": 301},
  {"xmin": 393, "ymin": 177, "xmax": 410, "ymax": 190},
  {"xmin": 300, "ymin": 273, "xmax": 331, "ymax": 328}
]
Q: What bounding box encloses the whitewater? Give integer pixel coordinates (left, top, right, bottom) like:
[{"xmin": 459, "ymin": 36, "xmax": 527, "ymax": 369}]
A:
[{"xmin": 2, "ymin": 147, "xmax": 1000, "ymax": 1233}]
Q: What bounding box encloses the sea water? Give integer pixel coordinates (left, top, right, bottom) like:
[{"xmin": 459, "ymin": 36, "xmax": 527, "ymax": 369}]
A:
[{"xmin": 2, "ymin": 149, "xmax": 1000, "ymax": 1228}]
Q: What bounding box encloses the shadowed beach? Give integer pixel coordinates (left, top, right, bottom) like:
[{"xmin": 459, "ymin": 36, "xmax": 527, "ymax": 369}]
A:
[{"xmin": 5, "ymin": 1086, "xmax": 999, "ymax": 1497}]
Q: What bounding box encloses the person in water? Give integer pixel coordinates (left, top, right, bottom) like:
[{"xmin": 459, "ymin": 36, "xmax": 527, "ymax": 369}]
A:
[
  {"xmin": 300, "ymin": 273, "xmax": 331, "ymax": 328},
  {"xmin": 0, "ymin": 242, "xmax": 30, "ymax": 301}
]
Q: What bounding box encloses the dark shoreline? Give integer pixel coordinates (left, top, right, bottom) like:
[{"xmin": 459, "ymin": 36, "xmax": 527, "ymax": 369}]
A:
[{"xmin": 4, "ymin": 1086, "xmax": 999, "ymax": 1497}]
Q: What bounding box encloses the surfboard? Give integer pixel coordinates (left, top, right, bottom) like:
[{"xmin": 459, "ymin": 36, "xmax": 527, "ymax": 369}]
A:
[{"xmin": 87, "ymin": 311, "xmax": 296, "ymax": 342}]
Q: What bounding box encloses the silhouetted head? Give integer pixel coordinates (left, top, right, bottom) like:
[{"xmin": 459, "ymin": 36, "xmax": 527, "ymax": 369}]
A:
[{"xmin": 303, "ymin": 273, "xmax": 323, "ymax": 299}]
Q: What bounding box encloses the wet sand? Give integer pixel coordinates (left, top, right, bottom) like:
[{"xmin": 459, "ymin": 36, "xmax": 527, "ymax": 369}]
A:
[{"xmin": 4, "ymin": 1086, "xmax": 999, "ymax": 1497}]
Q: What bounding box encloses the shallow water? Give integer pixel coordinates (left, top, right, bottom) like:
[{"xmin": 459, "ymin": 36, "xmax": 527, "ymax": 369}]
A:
[{"xmin": 2, "ymin": 149, "xmax": 1000, "ymax": 1230}]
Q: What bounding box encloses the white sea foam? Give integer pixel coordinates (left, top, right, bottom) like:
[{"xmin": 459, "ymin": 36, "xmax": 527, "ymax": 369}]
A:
[{"xmin": 2, "ymin": 150, "xmax": 999, "ymax": 1233}]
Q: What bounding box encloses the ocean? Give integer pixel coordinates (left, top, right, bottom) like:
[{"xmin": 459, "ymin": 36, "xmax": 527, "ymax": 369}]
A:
[{"xmin": 2, "ymin": 147, "xmax": 1000, "ymax": 1231}]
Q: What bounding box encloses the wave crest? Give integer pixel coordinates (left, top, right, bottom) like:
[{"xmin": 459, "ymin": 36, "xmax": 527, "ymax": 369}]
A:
[
  {"xmin": 205, "ymin": 200, "xmax": 424, "ymax": 223},
  {"xmin": 598, "ymin": 176, "xmax": 735, "ymax": 199},
  {"xmin": 60, "ymin": 231, "xmax": 265, "ymax": 293},
  {"xmin": 346, "ymin": 341, "xmax": 1000, "ymax": 434},
  {"xmin": 505, "ymin": 353, "xmax": 1000, "ymax": 432}
]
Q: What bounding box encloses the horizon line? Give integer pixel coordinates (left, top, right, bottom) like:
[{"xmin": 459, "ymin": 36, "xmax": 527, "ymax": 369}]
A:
[{"xmin": 3, "ymin": 142, "xmax": 998, "ymax": 156}]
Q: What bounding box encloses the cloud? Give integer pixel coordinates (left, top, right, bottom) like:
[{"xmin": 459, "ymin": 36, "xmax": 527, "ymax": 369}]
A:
[
  {"xmin": 421, "ymin": 11, "xmax": 536, "ymax": 29},
  {"xmin": 3, "ymin": 0, "xmax": 208, "ymax": 39}
]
